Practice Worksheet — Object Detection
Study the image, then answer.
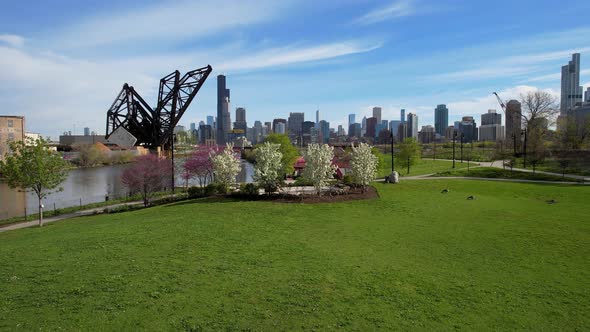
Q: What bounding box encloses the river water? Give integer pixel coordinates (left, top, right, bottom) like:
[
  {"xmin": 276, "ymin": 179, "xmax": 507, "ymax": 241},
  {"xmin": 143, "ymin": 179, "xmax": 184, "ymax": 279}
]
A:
[{"xmin": 0, "ymin": 160, "xmax": 254, "ymax": 220}]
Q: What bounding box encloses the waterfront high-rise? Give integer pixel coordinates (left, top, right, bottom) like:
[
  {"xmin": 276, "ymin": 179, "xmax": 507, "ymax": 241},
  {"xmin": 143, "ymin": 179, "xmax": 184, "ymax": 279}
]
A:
[
  {"xmin": 233, "ymin": 107, "xmax": 247, "ymax": 134},
  {"xmin": 561, "ymin": 53, "xmax": 583, "ymax": 115},
  {"xmin": 434, "ymin": 104, "xmax": 448, "ymax": 136},
  {"xmin": 216, "ymin": 75, "xmax": 231, "ymax": 145},
  {"xmin": 506, "ymin": 100, "xmax": 522, "ymax": 149},
  {"xmin": 373, "ymin": 107, "xmax": 382, "ymax": 123}
]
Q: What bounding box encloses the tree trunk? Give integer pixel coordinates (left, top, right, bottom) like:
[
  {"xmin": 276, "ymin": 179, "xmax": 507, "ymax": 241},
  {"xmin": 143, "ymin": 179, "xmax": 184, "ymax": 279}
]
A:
[{"xmin": 38, "ymin": 196, "xmax": 43, "ymax": 227}]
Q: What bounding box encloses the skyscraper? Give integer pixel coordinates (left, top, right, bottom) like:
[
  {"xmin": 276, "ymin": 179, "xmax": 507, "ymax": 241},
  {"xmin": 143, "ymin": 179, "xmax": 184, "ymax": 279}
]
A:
[
  {"xmin": 348, "ymin": 114, "xmax": 356, "ymax": 128},
  {"xmin": 233, "ymin": 107, "xmax": 247, "ymax": 134},
  {"xmin": 389, "ymin": 120, "xmax": 401, "ymax": 136},
  {"xmin": 216, "ymin": 75, "xmax": 231, "ymax": 144},
  {"xmin": 373, "ymin": 107, "xmax": 382, "ymax": 123},
  {"xmin": 561, "ymin": 53, "xmax": 583, "ymax": 115},
  {"xmin": 83, "ymin": 127, "xmax": 90, "ymax": 136},
  {"xmin": 207, "ymin": 115, "xmax": 214, "ymax": 127},
  {"xmin": 506, "ymin": 100, "xmax": 522, "ymax": 149},
  {"xmin": 287, "ymin": 112, "xmax": 304, "ymax": 138},
  {"xmin": 365, "ymin": 117, "xmax": 377, "ymax": 138},
  {"xmin": 400, "ymin": 109, "xmax": 406, "ymax": 123},
  {"xmin": 585, "ymin": 87, "xmax": 590, "ymax": 102},
  {"xmin": 406, "ymin": 113, "xmax": 418, "ymax": 138},
  {"xmin": 272, "ymin": 118, "xmax": 287, "ymax": 133},
  {"xmin": 319, "ymin": 120, "xmax": 330, "ymax": 144},
  {"xmin": 190, "ymin": 123, "xmax": 196, "ymax": 131},
  {"xmin": 316, "ymin": 110, "xmax": 320, "ymax": 127},
  {"xmin": 434, "ymin": 104, "xmax": 448, "ymax": 136},
  {"xmin": 458, "ymin": 116, "xmax": 478, "ymax": 143},
  {"xmin": 337, "ymin": 125, "xmax": 345, "ymax": 137},
  {"xmin": 479, "ymin": 110, "xmax": 504, "ymax": 142}
]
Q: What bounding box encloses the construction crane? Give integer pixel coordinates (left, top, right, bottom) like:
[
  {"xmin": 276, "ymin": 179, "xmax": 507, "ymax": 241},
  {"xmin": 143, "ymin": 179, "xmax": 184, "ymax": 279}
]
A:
[{"xmin": 493, "ymin": 92, "xmax": 506, "ymax": 114}]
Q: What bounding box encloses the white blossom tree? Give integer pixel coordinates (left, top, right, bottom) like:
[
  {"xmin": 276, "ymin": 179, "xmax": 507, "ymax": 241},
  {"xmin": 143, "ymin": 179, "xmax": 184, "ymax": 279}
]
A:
[
  {"xmin": 253, "ymin": 142, "xmax": 283, "ymax": 194},
  {"xmin": 350, "ymin": 143, "xmax": 378, "ymax": 192},
  {"xmin": 302, "ymin": 143, "xmax": 337, "ymax": 195},
  {"xmin": 210, "ymin": 143, "xmax": 241, "ymax": 193}
]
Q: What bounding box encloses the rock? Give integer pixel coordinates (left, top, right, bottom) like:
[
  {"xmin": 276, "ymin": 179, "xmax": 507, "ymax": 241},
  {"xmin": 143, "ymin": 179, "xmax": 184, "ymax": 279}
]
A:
[
  {"xmin": 387, "ymin": 171, "xmax": 399, "ymax": 184},
  {"xmin": 467, "ymin": 195, "xmax": 475, "ymax": 200},
  {"xmin": 441, "ymin": 189, "xmax": 449, "ymax": 193}
]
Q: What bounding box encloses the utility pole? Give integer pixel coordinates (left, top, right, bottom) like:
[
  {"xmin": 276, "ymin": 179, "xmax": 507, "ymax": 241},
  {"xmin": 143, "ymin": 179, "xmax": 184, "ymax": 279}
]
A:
[{"xmin": 453, "ymin": 129, "xmax": 457, "ymax": 168}]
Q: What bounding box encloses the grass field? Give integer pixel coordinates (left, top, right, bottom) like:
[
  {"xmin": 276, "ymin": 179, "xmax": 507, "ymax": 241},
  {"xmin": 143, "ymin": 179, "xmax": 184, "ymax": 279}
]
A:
[
  {"xmin": 1, "ymin": 180, "xmax": 589, "ymax": 330},
  {"xmin": 433, "ymin": 167, "xmax": 581, "ymax": 182},
  {"xmin": 378, "ymin": 156, "xmax": 469, "ymax": 177}
]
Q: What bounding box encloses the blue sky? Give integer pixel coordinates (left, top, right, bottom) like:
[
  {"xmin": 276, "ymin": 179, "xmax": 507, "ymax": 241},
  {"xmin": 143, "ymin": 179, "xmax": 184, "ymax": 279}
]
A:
[{"xmin": 1, "ymin": 0, "xmax": 589, "ymax": 138}]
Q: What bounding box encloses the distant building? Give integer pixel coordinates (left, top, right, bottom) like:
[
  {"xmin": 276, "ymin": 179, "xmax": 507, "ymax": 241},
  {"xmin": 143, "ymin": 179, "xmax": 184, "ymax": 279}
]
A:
[
  {"xmin": 217, "ymin": 75, "xmax": 231, "ymax": 145},
  {"xmin": 337, "ymin": 125, "xmax": 345, "ymax": 137},
  {"xmin": 479, "ymin": 110, "xmax": 504, "ymax": 142},
  {"xmin": 315, "ymin": 110, "xmax": 320, "ymax": 127},
  {"xmin": 302, "ymin": 121, "xmax": 315, "ymax": 134},
  {"xmin": 400, "ymin": 109, "xmax": 406, "ymax": 123},
  {"xmin": 389, "ymin": 120, "xmax": 401, "ymax": 136},
  {"xmin": 190, "ymin": 123, "xmax": 196, "ymax": 131},
  {"xmin": 506, "ymin": 100, "xmax": 522, "ymax": 149},
  {"xmin": 434, "ymin": 104, "xmax": 448, "ymax": 136},
  {"xmin": 397, "ymin": 122, "xmax": 408, "ymax": 142},
  {"xmin": 0, "ymin": 116, "xmax": 25, "ymax": 160},
  {"xmin": 198, "ymin": 124, "xmax": 213, "ymax": 144},
  {"xmin": 445, "ymin": 126, "xmax": 456, "ymax": 140},
  {"xmin": 458, "ymin": 116, "xmax": 478, "ymax": 143},
  {"xmin": 59, "ymin": 135, "xmax": 109, "ymax": 146},
  {"xmin": 365, "ymin": 117, "xmax": 377, "ymax": 138},
  {"xmin": 83, "ymin": 127, "xmax": 90, "ymax": 136},
  {"xmin": 348, "ymin": 123, "xmax": 361, "ymax": 138},
  {"xmin": 560, "ymin": 53, "xmax": 583, "ymax": 115},
  {"xmin": 585, "ymin": 87, "xmax": 590, "ymax": 102},
  {"xmin": 319, "ymin": 120, "xmax": 330, "ymax": 144},
  {"xmin": 276, "ymin": 122, "xmax": 286, "ymax": 135},
  {"xmin": 25, "ymin": 132, "xmax": 41, "ymax": 144},
  {"xmin": 348, "ymin": 114, "xmax": 356, "ymax": 128},
  {"xmin": 373, "ymin": 107, "xmax": 382, "ymax": 123},
  {"xmin": 419, "ymin": 125, "xmax": 435, "ymax": 144},
  {"xmin": 233, "ymin": 107, "xmax": 247, "ymax": 134},
  {"xmin": 406, "ymin": 113, "xmax": 418, "ymax": 138},
  {"xmin": 206, "ymin": 116, "xmax": 214, "ymax": 127},
  {"xmin": 287, "ymin": 112, "xmax": 304, "ymax": 138},
  {"xmin": 253, "ymin": 121, "xmax": 263, "ymax": 144},
  {"xmin": 272, "ymin": 118, "xmax": 287, "ymax": 133}
]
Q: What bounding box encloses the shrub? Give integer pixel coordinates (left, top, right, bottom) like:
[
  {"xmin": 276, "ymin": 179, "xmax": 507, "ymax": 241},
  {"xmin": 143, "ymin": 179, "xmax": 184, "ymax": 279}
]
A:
[
  {"xmin": 241, "ymin": 183, "xmax": 259, "ymax": 196},
  {"xmin": 187, "ymin": 186, "xmax": 204, "ymax": 199}
]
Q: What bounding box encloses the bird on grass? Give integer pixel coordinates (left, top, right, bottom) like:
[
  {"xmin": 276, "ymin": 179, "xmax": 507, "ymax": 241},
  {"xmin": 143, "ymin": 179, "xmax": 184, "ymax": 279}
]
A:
[
  {"xmin": 441, "ymin": 189, "xmax": 449, "ymax": 193},
  {"xmin": 467, "ymin": 196, "xmax": 475, "ymax": 200},
  {"xmin": 546, "ymin": 199, "xmax": 557, "ymax": 204}
]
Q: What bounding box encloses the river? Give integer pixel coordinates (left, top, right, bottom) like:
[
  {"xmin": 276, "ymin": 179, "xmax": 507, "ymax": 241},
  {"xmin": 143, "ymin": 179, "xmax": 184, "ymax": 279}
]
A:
[{"xmin": 0, "ymin": 160, "xmax": 254, "ymax": 220}]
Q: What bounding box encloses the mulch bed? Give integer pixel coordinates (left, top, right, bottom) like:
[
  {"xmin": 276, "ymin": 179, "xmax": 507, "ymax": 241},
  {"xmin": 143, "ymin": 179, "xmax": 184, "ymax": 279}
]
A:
[{"xmin": 260, "ymin": 186, "xmax": 379, "ymax": 204}]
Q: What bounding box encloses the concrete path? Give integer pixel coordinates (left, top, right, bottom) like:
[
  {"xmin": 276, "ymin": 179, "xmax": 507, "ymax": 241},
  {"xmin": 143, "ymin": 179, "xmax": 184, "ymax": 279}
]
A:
[{"xmin": 0, "ymin": 200, "xmax": 146, "ymax": 233}]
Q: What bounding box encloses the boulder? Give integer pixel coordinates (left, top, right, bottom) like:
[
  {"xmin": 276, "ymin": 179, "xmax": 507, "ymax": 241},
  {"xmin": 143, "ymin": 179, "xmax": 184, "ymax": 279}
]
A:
[{"xmin": 387, "ymin": 171, "xmax": 399, "ymax": 184}]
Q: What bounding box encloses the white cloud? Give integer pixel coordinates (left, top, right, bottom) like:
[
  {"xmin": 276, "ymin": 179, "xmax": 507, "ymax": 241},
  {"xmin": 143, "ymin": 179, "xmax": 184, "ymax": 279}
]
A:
[
  {"xmin": 53, "ymin": 0, "xmax": 292, "ymax": 49},
  {"xmin": 216, "ymin": 40, "xmax": 382, "ymax": 72},
  {"xmin": 0, "ymin": 34, "xmax": 25, "ymax": 47},
  {"xmin": 354, "ymin": 0, "xmax": 416, "ymax": 25},
  {"xmin": 525, "ymin": 69, "xmax": 590, "ymax": 83}
]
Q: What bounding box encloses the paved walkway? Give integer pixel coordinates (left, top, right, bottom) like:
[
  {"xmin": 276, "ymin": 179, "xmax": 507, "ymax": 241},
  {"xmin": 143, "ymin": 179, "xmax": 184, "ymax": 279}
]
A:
[{"xmin": 0, "ymin": 200, "xmax": 146, "ymax": 233}]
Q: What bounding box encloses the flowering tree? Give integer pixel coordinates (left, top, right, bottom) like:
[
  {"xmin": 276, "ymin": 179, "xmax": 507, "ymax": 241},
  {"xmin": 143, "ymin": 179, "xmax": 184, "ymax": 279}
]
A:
[
  {"xmin": 121, "ymin": 154, "xmax": 172, "ymax": 206},
  {"xmin": 302, "ymin": 143, "xmax": 337, "ymax": 195},
  {"xmin": 253, "ymin": 142, "xmax": 283, "ymax": 194},
  {"xmin": 210, "ymin": 143, "xmax": 241, "ymax": 193},
  {"xmin": 0, "ymin": 138, "xmax": 68, "ymax": 226},
  {"xmin": 183, "ymin": 145, "xmax": 217, "ymax": 187},
  {"xmin": 350, "ymin": 143, "xmax": 378, "ymax": 192}
]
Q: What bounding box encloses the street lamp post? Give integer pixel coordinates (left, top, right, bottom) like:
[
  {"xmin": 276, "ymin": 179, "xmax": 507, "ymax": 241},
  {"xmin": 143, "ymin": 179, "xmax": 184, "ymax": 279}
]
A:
[
  {"xmin": 522, "ymin": 128, "xmax": 527, "ymax": 169},
  {"xmin": 460, "ymin": 133, "xmax": 464, "ymax": 163},
  {"xmin": 171, "ymin": 133, "xmax": 176, "ymax": 195},
  {"xmin": 512, "ymin": 133, "xmax": 517, "ymax": 156},
  {"xmin": 390, "ymin": 132, "xmax": 395, "ymax": 172},
  {"xmin": 453, "ymin": 130, "xmax": 457, "ymax": 168}
]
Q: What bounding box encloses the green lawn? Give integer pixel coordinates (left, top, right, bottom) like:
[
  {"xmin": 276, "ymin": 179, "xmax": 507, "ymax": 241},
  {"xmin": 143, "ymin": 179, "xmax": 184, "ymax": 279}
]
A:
[
  {"xmin": 379, "ymin": 157, "xmax": 469, "ymax": 177},
  {"xmin": 1, "ymin": 181, "xmax": 589, "ymax": 330},
  {"xmin": 433, "ymin": 167, "xmax": 581, "ymax": 182}
]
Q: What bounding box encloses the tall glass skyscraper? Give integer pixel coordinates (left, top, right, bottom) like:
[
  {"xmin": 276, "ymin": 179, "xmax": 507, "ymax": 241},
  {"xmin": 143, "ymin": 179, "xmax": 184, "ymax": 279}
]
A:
[
  {"xmin": 561, "ymin": 53, "xmax": 583, "ymax": 115},
  {"xmin": 434, "ymin": 104, "xmax": 448, "ymax": 136},
  {"xmin": 400, "ymin": 109, "xmax": 406, "ymax": 123},
  {"xmin": 216, "ymin": 75, "xmax": 231, "ymax": 144}
]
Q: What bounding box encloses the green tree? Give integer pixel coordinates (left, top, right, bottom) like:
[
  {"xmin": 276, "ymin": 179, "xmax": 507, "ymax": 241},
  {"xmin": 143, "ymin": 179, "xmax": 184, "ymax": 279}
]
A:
[
  {"xmin": 395, "ymin": 138, "xmax": 421, "ymax": 174},
  {"xmin": 264, "ymin": 133, "xmax": 298, "ymax": 176},
  {"xmin": 75, "ymin": 143, "xmax": 106, "ymax": 167},
  {"xmin": 0, "ymin": 138, "xmax": 69, "ymax": 226}
]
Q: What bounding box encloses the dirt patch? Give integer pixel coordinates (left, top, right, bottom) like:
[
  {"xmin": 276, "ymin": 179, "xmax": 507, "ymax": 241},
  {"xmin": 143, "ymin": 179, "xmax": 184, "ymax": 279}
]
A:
[{"xmin": 261, "ymin": 186, "xmax": 379, "ymax": 204}]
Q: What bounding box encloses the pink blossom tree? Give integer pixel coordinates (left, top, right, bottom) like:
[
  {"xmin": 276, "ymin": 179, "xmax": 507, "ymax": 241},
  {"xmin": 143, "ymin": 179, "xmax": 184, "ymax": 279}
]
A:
[
  {"xmin": 183, "ymin": 145, "xmax": 218, "ymax": 187},
  {"xmin": 121, "ymin": 154, "xmax": 173, "ymax": 206}
]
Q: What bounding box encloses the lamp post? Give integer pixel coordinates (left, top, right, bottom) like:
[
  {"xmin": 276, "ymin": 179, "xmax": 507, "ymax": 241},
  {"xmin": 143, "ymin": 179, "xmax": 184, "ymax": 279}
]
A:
[
  {"xmin": 171, "ymin": 133, "xmax": 176, "ymax": 195},
  {"xmin": 460, "ymin": 133, "xmax": 464, "ymax": 163},
  {"xmin": 390, "ymin": 132, "xmax": 395, "ymax": 172},
  {"xmin": 512, "ymin": 133, "xmax": 517, "ymax": 156},
  {"xmin": 453, "ymin": 130, "xmax": 457, "ymax": 168},
  {"xmin": 521, "ymin": 128, "xmax": 527, "ymax": 169}
]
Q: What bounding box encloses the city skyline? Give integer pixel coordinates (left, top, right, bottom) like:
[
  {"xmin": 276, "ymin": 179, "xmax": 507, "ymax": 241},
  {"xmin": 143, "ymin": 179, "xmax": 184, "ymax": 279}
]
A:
[{"xmin": 0, "ymin": 1, "xmax": 589, "ymax": 138}]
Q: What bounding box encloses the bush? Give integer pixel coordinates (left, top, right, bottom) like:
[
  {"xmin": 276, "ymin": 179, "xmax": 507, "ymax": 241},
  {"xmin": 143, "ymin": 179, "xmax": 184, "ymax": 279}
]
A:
[
  {"xmin": 342, "ymin": 174, "xmax": 354, "ymax": 185},
  {"xmin": 187, "ymin": 186, "xmax": 205, "ymax": 199},
  {"xmin": 241, "ymin": 183, "xmax": 259, "ymax": 196},
  {"xmin": 206, "ymin": 183, "xmax": 224, "ymax": 195}
]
